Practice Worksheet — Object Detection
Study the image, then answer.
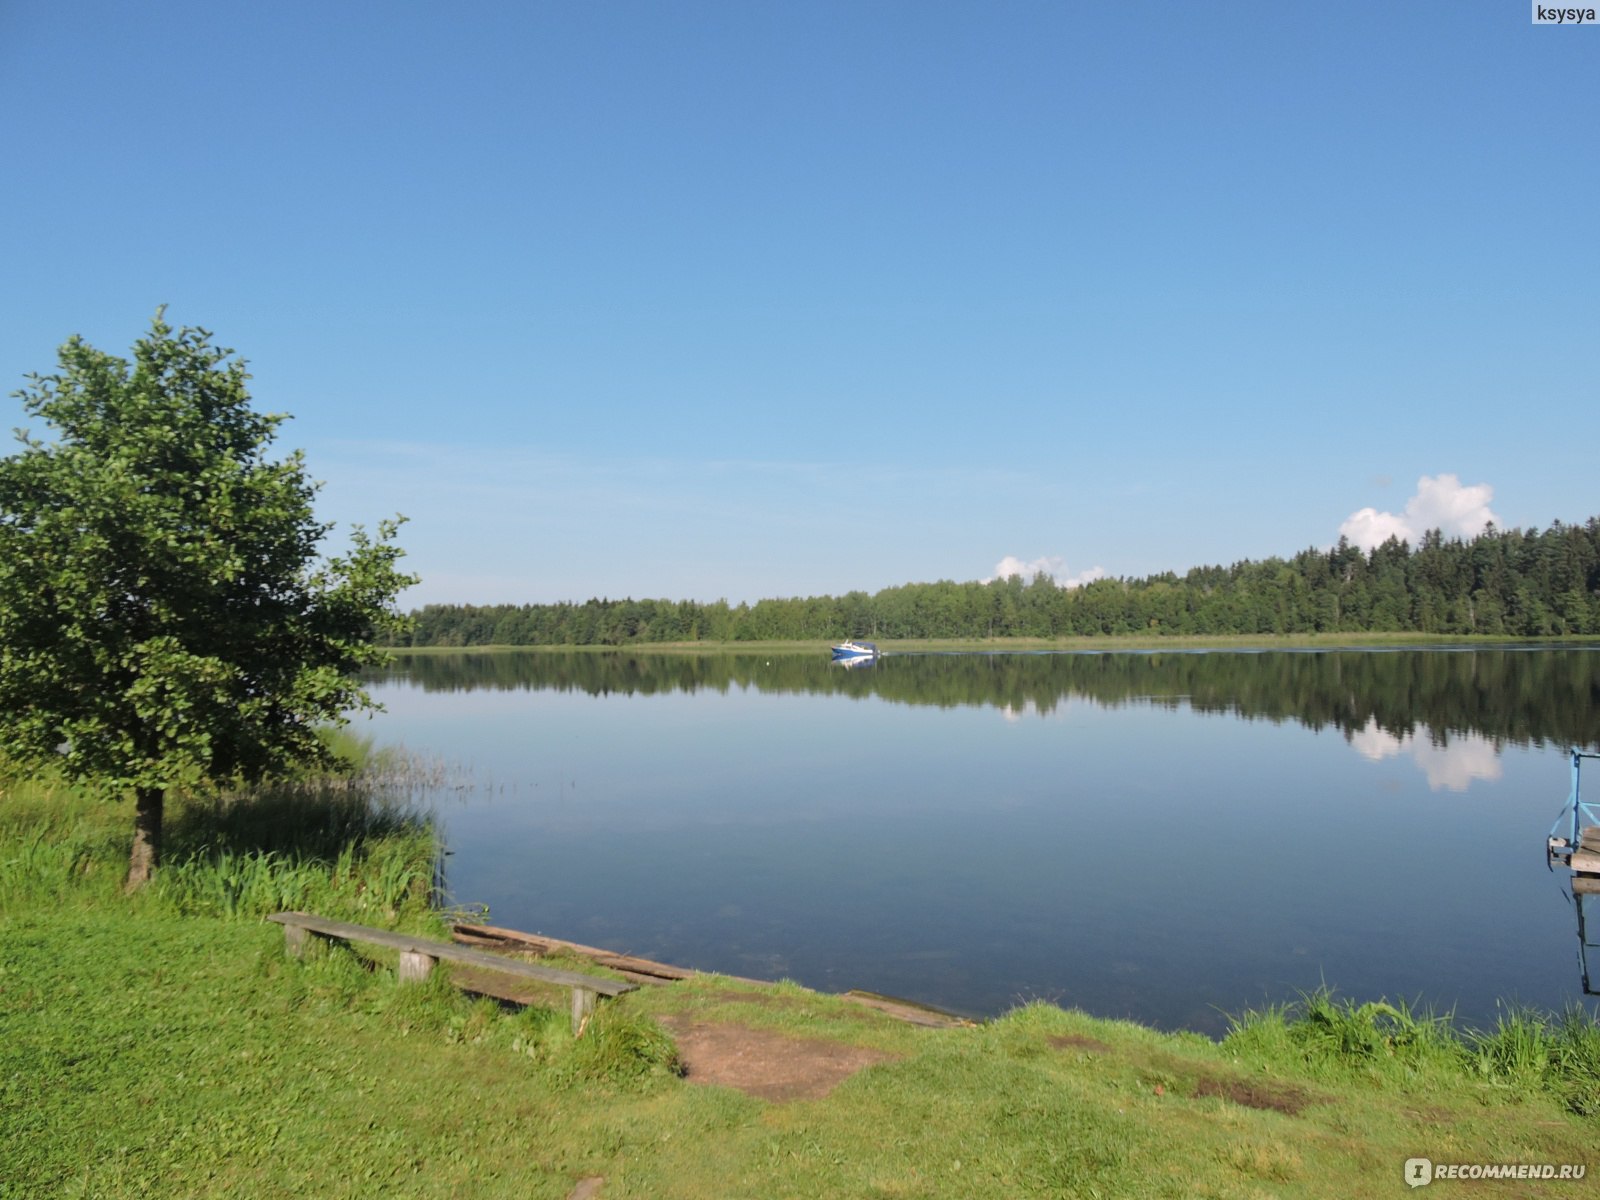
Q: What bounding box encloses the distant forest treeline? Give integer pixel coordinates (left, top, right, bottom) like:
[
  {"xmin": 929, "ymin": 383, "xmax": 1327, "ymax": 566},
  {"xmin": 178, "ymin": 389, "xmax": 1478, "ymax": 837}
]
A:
[{"xmin": 389, "ymin": 518, "xmax": 1600, "ymax": 647}]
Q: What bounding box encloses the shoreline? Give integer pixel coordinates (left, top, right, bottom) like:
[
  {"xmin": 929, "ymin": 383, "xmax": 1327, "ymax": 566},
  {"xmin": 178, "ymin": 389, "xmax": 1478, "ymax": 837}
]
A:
[{"xmin": 385, "ymin": 632, "xmax": 1600, "ymax": 655}]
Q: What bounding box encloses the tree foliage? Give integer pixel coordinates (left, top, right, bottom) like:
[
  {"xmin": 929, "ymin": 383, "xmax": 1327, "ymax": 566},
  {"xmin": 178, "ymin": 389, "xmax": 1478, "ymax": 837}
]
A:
[{"xmin": 0, "ymin": 312, "xmax": 415, "ymax": 885}]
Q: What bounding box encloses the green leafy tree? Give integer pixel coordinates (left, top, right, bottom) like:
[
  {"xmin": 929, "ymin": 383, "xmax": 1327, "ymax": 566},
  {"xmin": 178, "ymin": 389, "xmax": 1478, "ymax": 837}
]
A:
[{"xmin": 0, "ymin": 312, "xmax": 416, "ymax": 888}]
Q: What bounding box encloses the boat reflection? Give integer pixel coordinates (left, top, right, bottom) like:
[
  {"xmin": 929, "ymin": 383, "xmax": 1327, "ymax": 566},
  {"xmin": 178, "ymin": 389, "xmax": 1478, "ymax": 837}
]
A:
[{"xmin": 832, "ymin": 653, "xmax": 878, "ymax": 670}]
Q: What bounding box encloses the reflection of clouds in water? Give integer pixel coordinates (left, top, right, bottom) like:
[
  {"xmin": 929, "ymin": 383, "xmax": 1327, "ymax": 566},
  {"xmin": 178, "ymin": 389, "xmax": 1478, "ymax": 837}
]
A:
[
  {"xmin": 1348, "ymin": 718, "xmax": 1502, "ymax": 792},
  {"xmin": 999, "ymin": 698, "xmax": 1074, "ymax": 723},
  {"xmin": 1348, "ymin": 719, "xmax": 1406, "ymax": 762}
]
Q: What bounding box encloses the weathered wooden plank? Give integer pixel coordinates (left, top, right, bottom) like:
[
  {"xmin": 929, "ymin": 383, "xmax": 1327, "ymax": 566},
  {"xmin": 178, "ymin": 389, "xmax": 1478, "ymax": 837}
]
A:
[
  {"xmin": 266, "ymin": 912, "xmax": 634, "ymax": 996},
  {"xmin": 451, "ymin": 922, "xmax": 772, "ymax": 988},
  {"xmin": 440, "ymin": 965, "xmax": 574, "ymax": 1006},
  {"xmin": 451, "ymin": 922, "xmax": 698, "ymax": 982},
  {"xmin": 842, "ymin": 990, "xmax": 977, "ymax": 1029},
  {"xmin": 1579, "ymin": 826, "xmax": 1600, "ymax": 854},
  {"xmin": 1568, "ymin": 849, "xmax": 1600, "ymax": 875},
  {"xmin": 1573, "ymin": 874, "xmax": 1600, "ymax": 896}
]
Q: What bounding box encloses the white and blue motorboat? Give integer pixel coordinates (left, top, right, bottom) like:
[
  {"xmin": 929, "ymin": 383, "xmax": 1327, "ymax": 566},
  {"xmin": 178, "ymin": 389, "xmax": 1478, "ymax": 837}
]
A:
[{"xmin": 831, "ymin": 639, "xmax": 879, "ymax": 662}]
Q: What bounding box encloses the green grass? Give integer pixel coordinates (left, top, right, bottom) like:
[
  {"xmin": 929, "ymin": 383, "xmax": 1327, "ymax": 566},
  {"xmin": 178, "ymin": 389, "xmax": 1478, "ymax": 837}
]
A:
[
  {"xmin": 1222, "ymin": 988, "xmax": 1600, "ymax": 1117},
  {"xmin": 3, "ymin": 772, "xmax": 1597, "ymax": 1198},
  {"xmin": 0, "ymin": 756, "xmax": 442, "ymax": 929}
]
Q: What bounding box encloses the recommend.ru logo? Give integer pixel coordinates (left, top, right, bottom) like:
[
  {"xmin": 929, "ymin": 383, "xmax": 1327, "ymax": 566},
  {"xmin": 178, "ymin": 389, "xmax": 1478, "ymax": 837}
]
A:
[{"xmin": 1405, "ymin": 1157, "xmax": 1588, "ymax": 1186}]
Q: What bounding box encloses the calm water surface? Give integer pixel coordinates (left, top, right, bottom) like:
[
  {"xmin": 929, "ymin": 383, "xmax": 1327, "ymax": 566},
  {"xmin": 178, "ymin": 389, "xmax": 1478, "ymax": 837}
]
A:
[{"xmin": 363, "ymin": 648, "xmax": 1600, "ymax": 1034}]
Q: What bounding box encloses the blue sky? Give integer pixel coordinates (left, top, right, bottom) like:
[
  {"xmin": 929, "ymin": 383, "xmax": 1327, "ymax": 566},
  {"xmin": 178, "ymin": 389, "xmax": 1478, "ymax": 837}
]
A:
[{"xmin": 2, "ymin": 2, "xmax": 1595, "ymax": 606}]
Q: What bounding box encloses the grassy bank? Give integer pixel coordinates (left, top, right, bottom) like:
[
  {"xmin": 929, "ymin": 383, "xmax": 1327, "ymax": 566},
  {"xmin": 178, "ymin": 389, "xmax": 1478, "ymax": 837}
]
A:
[{"xmin": 3, "ymin": 773, "xmax": 1597, "ymax": 1198}]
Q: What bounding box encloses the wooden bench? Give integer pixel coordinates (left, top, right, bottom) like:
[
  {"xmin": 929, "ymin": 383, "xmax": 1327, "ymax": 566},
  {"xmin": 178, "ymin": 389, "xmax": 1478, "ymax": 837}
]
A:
[{"xmin": 266, "ymin": 912, "xmax": 635, "ymax": 1034}]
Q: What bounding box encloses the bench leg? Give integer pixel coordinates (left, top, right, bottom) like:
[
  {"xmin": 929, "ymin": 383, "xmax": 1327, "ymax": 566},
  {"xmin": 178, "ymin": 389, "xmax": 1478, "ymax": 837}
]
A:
[
  {"xmin": 570, "ymin": 986, "xmax": 597, "ymax": 1036},
  {"xmin": 398, "ymin": 951, "xmax": 436, "ymax": 984},
  {"xmin": 283, "ymin": 924, "xmax": 310, "ymax": 959}
]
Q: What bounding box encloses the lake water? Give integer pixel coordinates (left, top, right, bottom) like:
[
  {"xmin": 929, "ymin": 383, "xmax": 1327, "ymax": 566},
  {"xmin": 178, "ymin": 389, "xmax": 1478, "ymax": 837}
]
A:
[{"xmin": 362, "ymin": 647, "xmax": 1600, "ymax": 1035}]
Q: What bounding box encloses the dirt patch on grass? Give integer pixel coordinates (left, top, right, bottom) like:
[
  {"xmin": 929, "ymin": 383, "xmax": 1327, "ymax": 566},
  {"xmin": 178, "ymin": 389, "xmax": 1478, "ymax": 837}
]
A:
[
  {"xmin": 1194, "ymin": 1074, "xmax": 1317, "ymax": 1116},
  {"xmin": 1048, "ymin": 1033, "xmax": 1113, "ymax": 1054},
  {"xmin": 657, "ymin": 1014, "xmax": 898, "ymax": 1103}
]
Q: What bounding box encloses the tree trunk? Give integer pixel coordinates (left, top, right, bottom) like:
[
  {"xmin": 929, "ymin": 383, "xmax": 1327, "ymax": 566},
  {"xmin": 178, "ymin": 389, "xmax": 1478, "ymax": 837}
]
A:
[{"xmin": 126, "ymin": 786, "xmax": 164, "ymax": 890}]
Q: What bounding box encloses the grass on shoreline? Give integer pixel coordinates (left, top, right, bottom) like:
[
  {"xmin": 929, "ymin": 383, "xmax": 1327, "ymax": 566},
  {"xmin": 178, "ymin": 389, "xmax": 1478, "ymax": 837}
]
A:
[{"xmin": 4, "ymin": 769, "xmax": 1598, "ymax": 1198}]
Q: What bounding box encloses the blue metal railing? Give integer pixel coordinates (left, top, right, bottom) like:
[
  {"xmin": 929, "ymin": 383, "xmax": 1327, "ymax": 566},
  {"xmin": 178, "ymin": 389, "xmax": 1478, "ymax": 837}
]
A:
[
  {"xmin": 1550, "ymin": 749, "xmax": 1600, "ymax": 859},
  {"xmin": 1546, "ymin": 750, "xmax": 1600, "ymax": 994}
]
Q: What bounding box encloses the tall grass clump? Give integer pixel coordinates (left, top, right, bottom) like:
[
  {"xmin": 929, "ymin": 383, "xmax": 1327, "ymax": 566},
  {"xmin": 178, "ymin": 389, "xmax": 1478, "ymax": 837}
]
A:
[
  {"xmin": 0, "ymin": 768, "xmax": 129, "ymax": 905},
  {"xmin": 153, "ymin": 751, "xmax": 445, "ymax": 926},
  {"xmin": 1470, "ymin": 1005, "xmax": 1557, "ymax": 1093},
  {"xmin": 1227, "ymin": 987, "xmax": 1600, "ymax": 1115},
  {"xmin": 500, "ymin": 999, "xmax": 679, "ymax": 1091},
  {"xmin": 1224, "ymin": 987, "xmax": 1464, "ymax": 1083},
  {"xmin": 0, "ymin": 741, "xmax": 446, "ymax": 926},
  {"xmin": 560, "ymin": 1005, "xmax": 681, "ymax": 1090},
  {"xmin": 1552, "ymin": 1006, "xmax": 1600, "ymax": 1115},
  {"xmin": 1470, "ymin": 1004, "xmax": 1600, "ymax": 1114},
  {"xmin": 0, "ymin": 812, "xmax": 129, "ymax": 907}
]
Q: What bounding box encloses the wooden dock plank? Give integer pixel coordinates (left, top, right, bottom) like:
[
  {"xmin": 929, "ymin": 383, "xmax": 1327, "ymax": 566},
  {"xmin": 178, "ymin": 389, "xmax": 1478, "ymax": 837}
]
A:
[
  {"xmin": 450, "ymin": 922, "xmax": 776, "ymax": 989},
  {"xmin": 451, "ymin": 922, "xmax": 979, "ymax": 1028},
  {"xmin": 266, "ymin": 912, "xmax": 635, "ymax": 996},
  {"xmin": 1568, "ymin": 849, "xmax": 1600, "ymax": 875},
  {"xmin": 841, "ymin": 990, "xmax": 976, "ymax": 1028},
  {"xmin": 451, "ymin": 922, "xmax": 697, "ymax": 982}
]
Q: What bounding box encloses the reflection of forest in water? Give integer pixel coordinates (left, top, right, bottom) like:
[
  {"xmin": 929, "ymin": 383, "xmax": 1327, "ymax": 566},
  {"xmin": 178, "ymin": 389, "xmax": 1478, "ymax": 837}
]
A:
[{"xmin": 373, "ymin": 647, "xmax": 1600, "ymax": 755}]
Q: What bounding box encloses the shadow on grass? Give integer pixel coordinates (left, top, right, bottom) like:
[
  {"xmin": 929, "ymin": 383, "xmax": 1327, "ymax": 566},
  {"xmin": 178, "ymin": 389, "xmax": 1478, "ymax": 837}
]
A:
[
  {"xmin": 166, "ymin": 774, "xmax": 432, "ymax": 862},
  {"xmin": 155, "ymin": 744, "xmax": 451, "ymax": 925}
]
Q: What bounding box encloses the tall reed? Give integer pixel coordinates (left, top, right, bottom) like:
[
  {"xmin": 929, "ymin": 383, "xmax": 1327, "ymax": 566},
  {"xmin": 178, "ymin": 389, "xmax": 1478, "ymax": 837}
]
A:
[
  {"xmin": 154, "ymin": 751, "xmax": 444, "ymax": 924},
  {"xmin": 0, "ymin": 742, "xmax": 445, "ymax": 928},
  {"xmin": 1225, "ymin": 986, "xmax": 1600, "ymax": 1114}
]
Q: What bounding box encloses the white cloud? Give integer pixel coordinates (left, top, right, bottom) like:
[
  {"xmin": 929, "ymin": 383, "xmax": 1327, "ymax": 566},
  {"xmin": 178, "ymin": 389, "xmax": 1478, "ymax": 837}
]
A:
[
  {"xmin": 1338, "ymin": 474, "xmax": 1499, "ymax": 552},
  {"xmin": 985, "ymin": 555, "xmax": 1107, "ymax": 589}
]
